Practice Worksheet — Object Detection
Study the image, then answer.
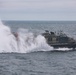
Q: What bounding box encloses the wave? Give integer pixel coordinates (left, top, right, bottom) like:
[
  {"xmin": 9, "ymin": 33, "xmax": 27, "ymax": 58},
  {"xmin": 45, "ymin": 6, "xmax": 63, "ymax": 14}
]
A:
[{"xmin": 0, "ymin": 20, "xmax": 74, "ymax": 53}]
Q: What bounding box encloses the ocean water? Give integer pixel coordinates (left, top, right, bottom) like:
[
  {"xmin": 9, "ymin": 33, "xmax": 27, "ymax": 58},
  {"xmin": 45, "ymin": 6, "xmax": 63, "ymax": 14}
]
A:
[{"xmin": 0, "ymin": 20, "xmax": 76, "ymax": 75}]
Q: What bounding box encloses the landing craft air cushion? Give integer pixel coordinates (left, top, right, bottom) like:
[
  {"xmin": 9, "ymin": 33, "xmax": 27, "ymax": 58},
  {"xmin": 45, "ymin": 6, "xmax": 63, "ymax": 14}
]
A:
[{"xmin": 42, "ymin": 30, "xmax": 76, "ymax": 49}]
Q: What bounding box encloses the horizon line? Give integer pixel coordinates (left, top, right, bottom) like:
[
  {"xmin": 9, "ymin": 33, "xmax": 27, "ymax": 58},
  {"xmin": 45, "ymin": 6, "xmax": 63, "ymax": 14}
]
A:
[{"xmin": 2, "ymin": 20, "xmax": 76, "ymax": 22}]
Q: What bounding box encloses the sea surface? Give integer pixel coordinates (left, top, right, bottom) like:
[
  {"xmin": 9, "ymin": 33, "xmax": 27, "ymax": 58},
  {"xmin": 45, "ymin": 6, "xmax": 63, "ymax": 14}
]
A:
[{"xmin": 0, "ymin": 21, "xmax": 76, "ymax": 75}]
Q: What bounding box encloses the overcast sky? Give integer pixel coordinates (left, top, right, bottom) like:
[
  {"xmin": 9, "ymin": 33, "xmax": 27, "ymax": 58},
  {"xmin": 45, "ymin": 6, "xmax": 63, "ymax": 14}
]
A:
[{"xmin": 0, "ymin": 0, "xmax": 76, "ymax": 20}]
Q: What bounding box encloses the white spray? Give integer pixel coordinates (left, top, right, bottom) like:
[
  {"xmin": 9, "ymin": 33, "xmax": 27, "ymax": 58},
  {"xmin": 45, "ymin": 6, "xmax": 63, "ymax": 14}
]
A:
[
  {"xmin": 16, "ymin": 28, "xmax": 53, "ymax": 53},
  {"xmin": 0, "ymin": 21, "xmax": 53, "ymax": 53},
  {"xmin": 0, "ymin": 20, "xmax": 73, "ymax": 53},
  {"xmin": 0, "ymin": 20, "xmax": 18, "ymax": 52}
]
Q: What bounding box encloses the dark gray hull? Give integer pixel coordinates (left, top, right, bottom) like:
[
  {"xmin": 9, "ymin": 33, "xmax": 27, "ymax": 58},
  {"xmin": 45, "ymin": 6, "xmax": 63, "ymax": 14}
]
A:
[
  {"xmin": 48, "ymin": 43, "xmax": 76, "ymax": 48},
  {"xmin": 42, "ymin": 30, "xmax": 76, "ymax": 49}
]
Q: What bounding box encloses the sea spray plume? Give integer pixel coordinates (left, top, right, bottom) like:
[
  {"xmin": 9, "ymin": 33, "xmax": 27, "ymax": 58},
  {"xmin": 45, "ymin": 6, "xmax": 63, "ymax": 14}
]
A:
[
  {"xmin": 0, "ymin": 20, "xmax": 18, "ymax": 52},
  {"xmin": 0, "ymin": 20, "xmax": 3, "ymax": 25},
  {"xmin": 17, "ymin": 28, "xmax": 52, "ymax": 53},
  {"xmin": 0, "ymin": 21, "xmax": 72, "ymax": 53},
  {"xmin": 0, "ymin": 21, "xmax": 52, "ymax": 53}
]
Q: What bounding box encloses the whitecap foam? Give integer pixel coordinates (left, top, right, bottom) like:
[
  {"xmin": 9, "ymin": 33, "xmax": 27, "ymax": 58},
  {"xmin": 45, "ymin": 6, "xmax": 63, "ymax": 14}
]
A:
[{"xmin": 54, "ymin": 48, "xmax": 72, "ymax": 51}]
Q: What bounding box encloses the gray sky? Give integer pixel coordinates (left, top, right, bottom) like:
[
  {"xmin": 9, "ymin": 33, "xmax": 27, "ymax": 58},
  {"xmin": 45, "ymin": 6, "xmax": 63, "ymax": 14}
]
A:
[{"xmin": 0, "ymin": 0, "xmax": 76, "ymax": 20}]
